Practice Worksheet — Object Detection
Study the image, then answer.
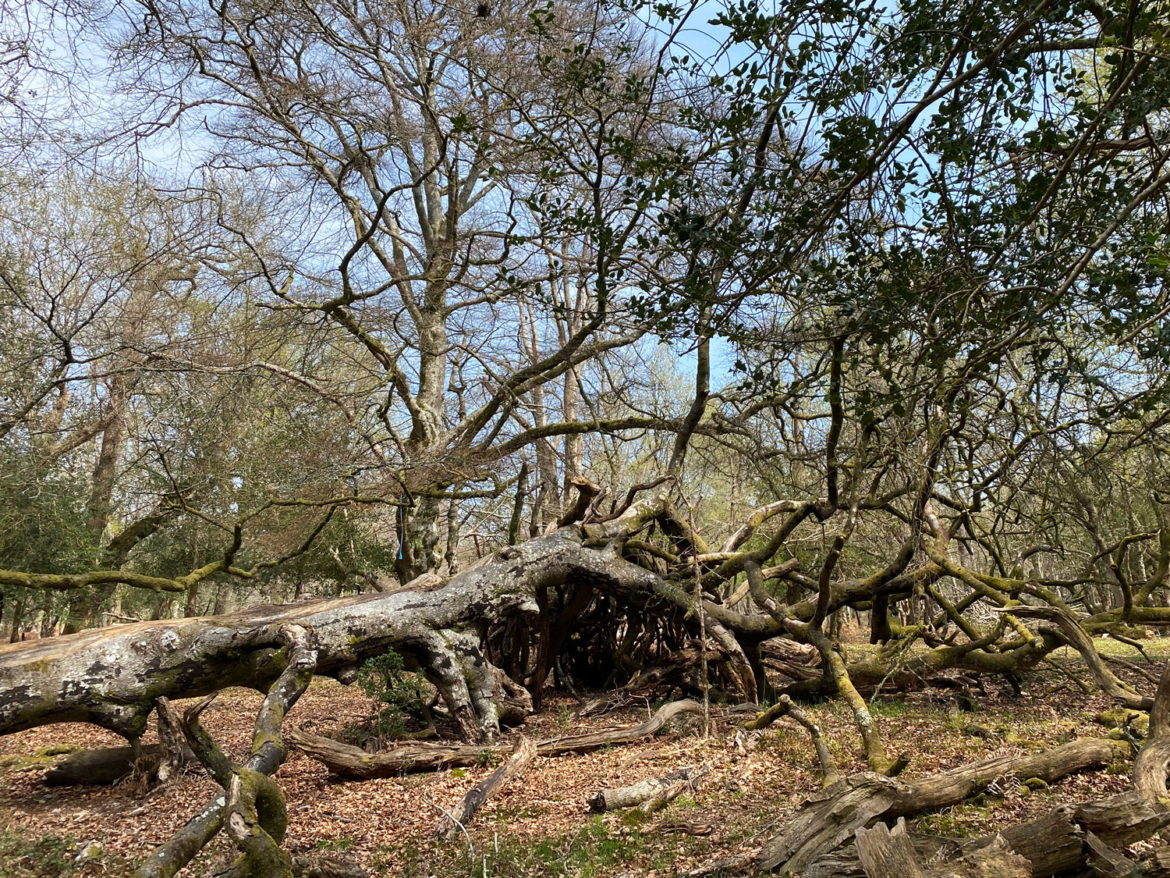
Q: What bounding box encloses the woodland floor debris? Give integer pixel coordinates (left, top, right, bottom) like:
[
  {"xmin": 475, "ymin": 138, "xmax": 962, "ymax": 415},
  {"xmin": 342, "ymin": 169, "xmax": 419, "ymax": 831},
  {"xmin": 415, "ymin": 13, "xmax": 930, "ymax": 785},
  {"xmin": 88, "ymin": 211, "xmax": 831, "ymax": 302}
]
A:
[{"xmin": 1, "ymin": 641, "xmax": 1165, "ymax": 877}]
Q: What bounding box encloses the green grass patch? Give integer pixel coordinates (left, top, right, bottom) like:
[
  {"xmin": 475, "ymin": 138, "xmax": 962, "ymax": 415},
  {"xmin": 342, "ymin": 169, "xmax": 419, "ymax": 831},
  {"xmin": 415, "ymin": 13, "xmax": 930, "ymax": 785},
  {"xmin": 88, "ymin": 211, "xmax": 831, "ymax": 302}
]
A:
[
  {"xmin": 866, "ymin": 697, "xmax": 915, "ymax": 718},
  {"xmin": 461, "ymin": 815, "xmax": 653, "ymax": 877},
  {"xmin": 0, "ymin": 829, "xmax": 76, "ymax": 877},
  {"xmin": 315, "ymin": 836, "xmax": 356, "ymax": 852}
]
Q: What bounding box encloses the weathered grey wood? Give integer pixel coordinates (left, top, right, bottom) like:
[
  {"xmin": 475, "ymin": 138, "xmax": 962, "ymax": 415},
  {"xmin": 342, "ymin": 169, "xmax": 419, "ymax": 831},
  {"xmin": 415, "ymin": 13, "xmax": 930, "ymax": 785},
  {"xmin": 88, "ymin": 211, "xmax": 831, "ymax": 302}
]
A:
[
  {"xmin": 854, "ymin": 821, "xmax": 1032, "ymax": 878},
  {"xmin": 1075, "ymin": 790, "xmax": 1170, "ymax": 849},
  {"xmin": 755, "ymin": 773, "xmax": 902, "ymax": 873},
  {"xmin": 290, "ymin": 699, "xmax": 703, "ymax": 777},
  {"xmin": 754, "ymin": 737, "xmax": 1127, "ymax": 874},
  {"xmin": 854, "ymin": 818, "xmax": 927, "ymax": 878},
  {"xmin": 1135, "ymin": 660, "xmax": 1170, "ymax": 805},
  {"xmin": 0, "ymin": 498, "xmax": 691, "ymax": 744},
  {"xmin": 801, "ymin": 790, "xmax": 1170, "ymax": 878},
  {"xmin": 44, "ymin": 744, "xmax": 162, "ymax": 786},
  {"xmin": 436, "ymin": 736, "xmax": 536, "ymax": 839},
  {"xmin": 886, "ymin": 736, "xmax": 1129, "ymax": 815},
  {"xmin": 1085, "ymin": 831, "xmax": 1143, "ymax": 878},
  {"xmin": 588, "ymin": 765, "xmax": 707, "ymax": 811},
  {"xmin": 975, "ymin": 803, "xmax": 1083, "ymax": 876}
]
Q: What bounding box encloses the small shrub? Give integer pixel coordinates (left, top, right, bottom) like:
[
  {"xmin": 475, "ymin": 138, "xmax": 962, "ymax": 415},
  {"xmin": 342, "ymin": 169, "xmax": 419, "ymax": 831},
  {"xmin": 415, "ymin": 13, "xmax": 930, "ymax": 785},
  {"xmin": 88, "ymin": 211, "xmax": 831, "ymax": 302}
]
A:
[{"xmin": 354, "ymin": 650, "xmax": 429, "ymax": 746}]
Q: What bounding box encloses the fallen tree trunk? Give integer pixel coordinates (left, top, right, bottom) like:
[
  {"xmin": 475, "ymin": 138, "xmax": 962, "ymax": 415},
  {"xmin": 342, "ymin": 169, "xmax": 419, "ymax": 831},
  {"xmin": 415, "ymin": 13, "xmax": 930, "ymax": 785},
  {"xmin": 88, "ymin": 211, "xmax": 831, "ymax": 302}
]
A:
[
  {"xmin": 801, "ymin": 790, "xmax": 1170, "ymax": 878},
  {"xmin": 854, "ymin": 819, "xmax": 1030, "ymax": 878},
  {"xmin": 588, "ymin": 765, "xmax": 708, "ymax": 812},
  {"xmin": 0, "ymin": 500, "xmax": 674, "ymax": 743},
  {"xmin": 436, "ymin": 736, "xmax": 536, "ymax": 839},
  {"xmin": 753, "ymin": 660, "xmax": 1170, "ymax": 878},
  {"xmin": 754, "ymin": 736, "xmax": 1131, "ymax": 873},
  {"xmin": 289, "ymin": 699, "xmax": 704, "ymax": 778},
  {"xmin": 0, "ymin": 493, "xmax": 784, "ymax": 747},
  {"xmin": 44, "ymin": 744, "xmax": 162, "ymax": 786},
  {"xmin": 0, "ymin": 487, "xmax": 1068, "ymax": 750}
]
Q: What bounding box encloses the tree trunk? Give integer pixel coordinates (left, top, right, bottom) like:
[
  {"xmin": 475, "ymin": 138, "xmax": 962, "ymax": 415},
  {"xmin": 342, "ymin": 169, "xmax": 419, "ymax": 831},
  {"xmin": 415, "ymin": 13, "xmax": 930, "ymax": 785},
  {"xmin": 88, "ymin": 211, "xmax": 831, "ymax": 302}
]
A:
[
  {"xmin": 0, "ymin": 498, "xmax": 679, "ymax": 742},
  {"xmin": 754, "ymin": 737, "xmax": 1131, "ymax": 873}
]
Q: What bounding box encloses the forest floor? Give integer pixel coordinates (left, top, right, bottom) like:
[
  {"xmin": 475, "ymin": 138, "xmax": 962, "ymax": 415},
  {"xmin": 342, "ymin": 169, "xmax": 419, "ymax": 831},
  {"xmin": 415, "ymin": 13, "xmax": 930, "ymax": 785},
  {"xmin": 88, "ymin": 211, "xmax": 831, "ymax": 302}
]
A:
[{"xmin": 1, "ymin": 637, "xmax": 1167, "ymax": 877}]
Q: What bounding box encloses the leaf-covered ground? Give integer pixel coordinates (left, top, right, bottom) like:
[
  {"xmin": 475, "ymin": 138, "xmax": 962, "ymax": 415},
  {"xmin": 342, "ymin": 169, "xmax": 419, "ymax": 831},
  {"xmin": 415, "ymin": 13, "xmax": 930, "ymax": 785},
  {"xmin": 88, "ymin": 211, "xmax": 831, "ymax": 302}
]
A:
[{"xmin": 0, "ymin": 638, "xmax": 1166, "ymax": 877}]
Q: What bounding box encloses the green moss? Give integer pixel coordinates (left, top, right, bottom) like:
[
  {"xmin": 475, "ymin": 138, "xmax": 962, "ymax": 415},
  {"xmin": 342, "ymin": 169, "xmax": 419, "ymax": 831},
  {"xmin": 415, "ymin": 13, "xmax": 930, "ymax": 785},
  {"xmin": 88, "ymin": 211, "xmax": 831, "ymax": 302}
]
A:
[
  {"xmin": 34, "ymin": 744, "xmax": 81, "ymax": 757},
  {"xmin": 1098, "ymin": 708, "xmax": 1149, "ymax": 737}
]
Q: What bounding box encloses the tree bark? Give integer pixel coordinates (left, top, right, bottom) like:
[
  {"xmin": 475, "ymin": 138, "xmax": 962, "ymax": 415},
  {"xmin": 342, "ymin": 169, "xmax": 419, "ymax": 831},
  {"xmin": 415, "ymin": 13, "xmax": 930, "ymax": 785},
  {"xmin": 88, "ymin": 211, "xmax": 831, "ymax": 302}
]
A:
[
  {"xmin": 435, "ymin": 736, "xmax": 536, "ymax": 839},
  {"xmin": 754, "ymin": 736, "xmax": 1130, "ymax": 873},
  {"xmin": 289, "ymin": 699, "xmax": 703, "ymax": 778},
  {"xmin": 136, "ymin": 624, "xmax": 319, "ymax": 878},
  {"xmin": 588, "ymin": 765, "xmax": 708, "ymax": 812},
  {"xmin": 0, "ymin": 495, "xmax": 736, "ymax": 745},
  {"xmin": 0, "ymin": 503, "xmax": 662, "ymax": 741}
]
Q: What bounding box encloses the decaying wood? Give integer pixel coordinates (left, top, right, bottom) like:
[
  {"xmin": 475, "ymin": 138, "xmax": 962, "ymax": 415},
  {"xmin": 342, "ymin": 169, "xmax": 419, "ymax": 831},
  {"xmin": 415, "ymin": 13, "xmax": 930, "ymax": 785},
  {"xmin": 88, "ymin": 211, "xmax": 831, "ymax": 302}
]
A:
[
  {"xmin": 886, "ymin": 735, "xmax": 1129, "ymax": 815},
  {"xmin": 588, "ymin": 765, "xmax": 708, "ymax": 812},
  {"xmin": 755, "ymin": 773, "xmax": 903, "ymax": 873},
  {"xmin": 153, "ymin": 697, "xmax": 196, "ymax": 784},
  {"xmin": 136, "ymin": 624, "xmax": 324, "ymax": 878},
  {"xmin": 758, "ymin": 659, "xmax": 1170, "ymax": 878},
  {"xmin": 435, "ymin": 736, "xmax": 536, "ymax": 839},
  {"xmin": 853, "ymin": 818, "xmax": 927, "ymax": 878},
  {"xmin": 1135, "ymin": 659, "xmax": 1170, "ymax": 806},
  {"xmin": 1085, "ymin": 831, "xmax": 1143, "ymax": 878},
  {"xmin": 0, "ymin": 487, "xmax": 1065, "ymax": 762},
  {"xmin": 44, "ymin": 744, "xmax": 163, "ymax": 786},
  {"xmin": 854, "ymin": 819, "xmax": 1031, "ymax": 878},
  {"xmin": 754, "ymin": 736, "xmax": 1130, "ymax": 873},
  {"xmin": 290, "ymin": 699, "xmax": 704, "ymax": 778},
  {"xmin": 801, "ymin": 789, "xmax": 1170, "ymax": 878},
  {"xmin": 742, "ymin": 694, "xmax": 838, "ymax": 785}
]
